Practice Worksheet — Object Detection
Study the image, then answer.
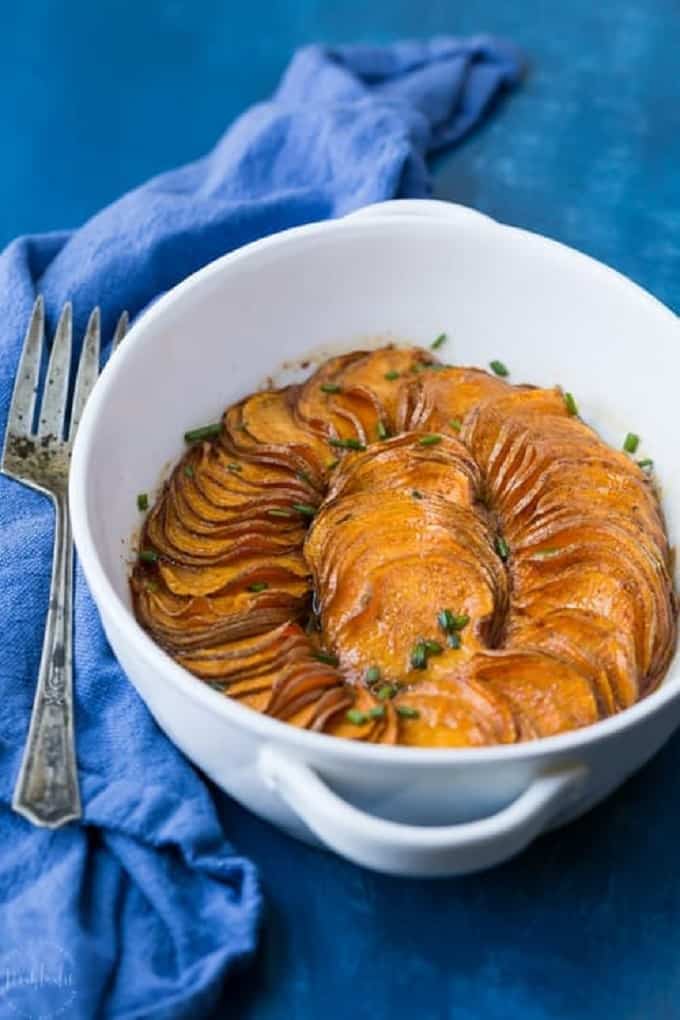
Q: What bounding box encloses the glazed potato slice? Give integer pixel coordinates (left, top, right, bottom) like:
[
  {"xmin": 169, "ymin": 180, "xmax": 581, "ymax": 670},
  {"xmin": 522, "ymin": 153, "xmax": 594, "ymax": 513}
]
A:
[
  {"xmin": 392, "ymin": 678, "xmax": 518, "ymax": 747},
  {"xmin": 333, "ymin": 346, "xmax": 428, "ymax": 428},
  {"xmin": 225, "ymin": 390, "xmax": 330, "ymax": 477},
  {"xmin": 327, "ymin": 432, "xmax": 482, "ymax": 506},
  {"xmin": 469, "ymin": 649, "xmax": 600, "ymax": 737},
  {"xmin": 158, "ymin": 551, "xmax": 309, "ymax": 597},
  {"xmin": 307, "ymin": 490, "xmax": 506, "ymax": 676},
  {"xmin": 466, "ymin": 386, "xmax": 570, "ymax": 473},
  {"xmin": 178, "ymin": 622, "xmax": 310, "ymax": 682},
  {"xmin": 405, "ymin": 366, "xmax": 512, "ymax": 433},
  {"xmin": 508, "ymin": 610, "xmax": 637, "ymax": 712},
  {"xmin": 131, "ymin": 575, "xmax": 305, "ymax": 651},
  {"xmin": 295, "ymin": 352, "xmax": 369, "ymax": 439}
]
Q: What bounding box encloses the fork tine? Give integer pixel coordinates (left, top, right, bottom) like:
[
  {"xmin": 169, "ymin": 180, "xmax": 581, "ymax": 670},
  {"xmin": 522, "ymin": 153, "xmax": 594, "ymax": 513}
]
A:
[
  {"xmin": 112, "ymin": 310, "xmax": 129, "ymax": 352},
  {"xmin": 69, "ymin": 307, "xmax": 100, "ymax": 439},
  {"xmin": 38, "ymin": 303, "xmax": 72, "ymax": 440},
  {"xmin": 3, "ymin": 296, "xmax": 45, "ymax": 442}
]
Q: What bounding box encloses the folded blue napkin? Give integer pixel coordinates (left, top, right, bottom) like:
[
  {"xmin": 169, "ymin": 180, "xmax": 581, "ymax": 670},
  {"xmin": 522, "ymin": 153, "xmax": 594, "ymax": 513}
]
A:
[{"xmin": 0, "ymin": 37, "xmax": 522, "ymax": 1019}]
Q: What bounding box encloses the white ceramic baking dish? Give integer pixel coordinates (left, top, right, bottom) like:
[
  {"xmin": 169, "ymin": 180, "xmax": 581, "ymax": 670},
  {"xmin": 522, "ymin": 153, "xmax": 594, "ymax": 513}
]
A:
[{"xmin": 70, "ymin": 199, "xmax": 680, "ymax": 877}]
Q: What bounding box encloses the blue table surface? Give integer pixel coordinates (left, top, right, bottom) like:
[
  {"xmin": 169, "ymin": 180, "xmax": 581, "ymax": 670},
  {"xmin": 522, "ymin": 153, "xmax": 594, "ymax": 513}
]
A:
[{"xmin": 3, "ymin": 2, "xmax": 680, "ymax": 1018}]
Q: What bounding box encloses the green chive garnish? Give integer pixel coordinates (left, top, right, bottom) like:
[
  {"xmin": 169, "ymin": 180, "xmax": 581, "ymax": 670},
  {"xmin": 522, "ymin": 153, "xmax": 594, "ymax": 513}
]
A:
[
  {"xmin": 384, "ymin": 370, "xmax": 400, "ymax": 381},
  {"xmin": 292, "ymin": 502, "xmax": 316, "ymax": 518},
  {"xmin": 623, "ymin": 432, "xmax": 640, "ymax": 454},
  {"xmin": 267, "ymin": 508, "xmax": 293, "ymax": 518},
  {"xmin": 326, "ymin": 459, "xmax": 340, "ymax": 470},
  {"xmin": 438, "ymin": 609, "xmax": 469, "ymax": 633},
  {"xmin": 227, "ymin": 462, "xmax": 242, "ymax": 473},
  {"xmin": 533, "ymin": 548, "xmax": 560, "ymax": 560},
  {"xmin": 145, "ymin": 580, "xmax": 159, "ymax": 593},
  {"xmin": 376, "ymin": 684, "xmax": 398, "ymax": 701},
  {"xmin": 412, "ymin": 490, "xmax": 423, "ymax": 500},
  {"xmin": 367, "ymin": 706, "xmax": 386, "ymax": 720},
  {"xmin": 424, "ymin": 640, "xmax": 443, "ymax": 656},
  {"xmin": 248, "ymin": 582, "xmax": 269, "ymax": 593},
  {"xmin": 137, "ymin": 493, "xmax": 149, "ymax": 512},
  {"xmin": 346, "ymin": 709, "xmax": 368, "ymax": 725},
  {"xmin": 376, "ymin": 420, "xmax": 389, "ymax": 440},
  {"xmin": 449, "ymin": 418, "xmax": 462, "ymax": 432},
  {"xmin": 410, "ymin": 642, "xmax": 428, "ymax": 670},
  {"xmin": 447, "ymin": 632, "xmax": 461, "ymax": 650},
  {"xmin": 564, "ymin": 392, "xmax": 578, "ymax": 416},
  {"xmin": 495, "ymin": 536, "xmax": 509, "ymax": 561},
  {"xmin": 320, "ymin": 383, "xmax": 342, "ymax": 394},
  {"xmin": 638, "ymin": 458, "xmax": 654, "ymax": 470},
  {"xmin": 418, "ymin": 434, "xmax": 442, "ymax": 447},
  {"xmin": 397, "ymin": 705, "xmax": 420, "ymax": 720},
  {"xmin": 139, "ymin": 549, "xmax": 158, "ymax": 564},
  {"xmin": 489, "ymin": 360, "xmax": 509, "ymax": 377},
  {"xmin": 184, "ymin": 465, "xmax": 194, "ymax": 478},
  {"xmin": 297, "ymin": 470, "xmax": 314, "ymax": 486},
  {"xmin": 365, "ymin": 665, "xmax": 381, "ymax": 685},
  {"xmin": 315, "ymin": 651, "xmax": 339, "ymax": 667},
  {"xmin": 431, "ymin": 333, "xmax": 447, "ymax": 350},
  {"xmin": 329, "ymin": 437, "xmax": 366, "ymax": 451},
  {"xmin": 184, "ymin": 422, "xmax": 222, "ymax": 443}
]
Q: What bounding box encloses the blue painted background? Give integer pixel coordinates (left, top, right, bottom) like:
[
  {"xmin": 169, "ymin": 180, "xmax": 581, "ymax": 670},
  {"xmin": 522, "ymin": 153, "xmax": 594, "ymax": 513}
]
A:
[{"xmin": 3, "ymin": 2, "xmax": 680, "ymax": 1017}]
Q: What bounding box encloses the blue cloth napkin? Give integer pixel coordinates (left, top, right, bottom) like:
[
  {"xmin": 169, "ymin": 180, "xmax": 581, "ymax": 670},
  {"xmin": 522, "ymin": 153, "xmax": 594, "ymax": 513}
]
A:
[{"xmin": 0, "ymin": 37, "xmax": 522, "ymax": 1019}]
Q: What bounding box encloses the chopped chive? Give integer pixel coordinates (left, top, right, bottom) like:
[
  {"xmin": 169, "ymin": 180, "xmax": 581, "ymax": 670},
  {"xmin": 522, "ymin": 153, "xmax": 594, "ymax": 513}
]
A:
[
  {"xmin": 495, "ymin": 535, "xmax": 510, "ymax": 561},
  {"xmin": 326, "ymin": 459, "xmax": 340, "ymax": 470},
  {"xmin": 315, "ymin": 651, "xmax": 340, "ymax": 667},
  {"xmin": 623, "ymin": 432, "xmax": 640, "ymax": 454},
  {"xmin": 412, "ymin": 490, "xmax": 423, "ymax": 500},
  {"xmin": 320, "ymin": 382, "xmax": 342, "ymax": 394},
  {"xmin": 376, "ymin": 684, "xmax": 398, "ymax": 701},
  {"xmin": 396, "ymin": 705, "xmax": 420, "ymax": 720},
  {"xmin": 346, "ymin": 709, "xmax": 368, "ymax": 725},
  {"xmin": 533, "ymin": 548, "xmax": 560, "ymax": 560},
  {"xmin": 418, "ymin": 434, "xmax": 442, "ymax": 447},
  {"xmin": 329, "ymin": 437, "xmax": 366, "ymax": 451},
  {"xmin": 438, "ymin": 609, "xmax": 469, "ymax": 632},
  {"xmin": 376, "ymin": 420, "xmax": 389, "ymax": 440},
  {"xmin": 267, "ymin": 508, "xmax": 293, "ymax": 518},
  {"xmin": 367, "ymin": 706, "xmax": 386, "ymax": 720},
  {"xmin": 184, "ymin": 465, "xmax": 194, "ymax": 478},
  {"xmin": 227, "ymin": 462, "xmax": 242, "ymax": 473},
  {"xmin": 145, "ymin": 580, "xmax": 159, "ymax": 593},
  {"xmin": 248, "ymin": 581, "xmax": 269, "ymax": 593},
  {"xmin": 365, "ymin": 665, "xmax": 381, "ymax": 685},
  {"xmin": 438, "ymin": 609, "xmax": 455, "ymax": 632},
  {"xmin": 292, "ymin": 502, "xmax": 317, "ymax": 518},
  {"xmin": 384, "ymin": 370, "xmax": 400, "ymax": 381},
  {"xmin": 410, "ymin": 641, "xmax": 428, "ymax": 670},
  {"xmin": 449, "ymin": 418, "xmax": 462, "ymax": 432},
  {"xmin": 296, "ymin": 470, "xmax": 314, "ymax": 486},
  {"xmin": 184, "ymin": 422, "xmax": 222, "ymax": 443},
  {"xmin": 489, "ymin": 360, "xmax": 509, "ymax": 377},
  {"xmin": 136, "ymin": 492, "xmax": 149, "ymax": 512},
  {"xmin": 447, "ymin": 632, "xmax": 461, "ymax": 650},
  {"xmin": 424, "ymin": 640, "xmax": 443, "ymax": 656},
  {"xmin": 430, "ymin": 333, "xmax": 447, "ymax": 350},
  {"xmin": 637, "ymin": 458, "xmax": 654, "ymax": 470},
  {"xmin": 139, "ymin": 549, "xmax": 158, "ymax": 564},
  {"xmin": 564, "ymin": 392, "xmax": 578, "ymax": 416}
]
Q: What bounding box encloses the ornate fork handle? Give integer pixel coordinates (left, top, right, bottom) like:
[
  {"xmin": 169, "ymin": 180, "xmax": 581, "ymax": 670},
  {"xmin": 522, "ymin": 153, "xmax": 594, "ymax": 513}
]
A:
[{"xmin": 12, "ymin": 491, "xmax": 81, "ymax": 828}]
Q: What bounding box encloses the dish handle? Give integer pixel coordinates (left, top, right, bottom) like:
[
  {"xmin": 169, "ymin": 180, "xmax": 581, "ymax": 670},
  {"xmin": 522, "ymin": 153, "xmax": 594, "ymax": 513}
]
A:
[
  {"xmin": 344, "ymin": 198, "xmax": 498, "ymax": 230},
  {"xmin": 258, "ymin": 746, "xmax": 587, "ymax": 877}
]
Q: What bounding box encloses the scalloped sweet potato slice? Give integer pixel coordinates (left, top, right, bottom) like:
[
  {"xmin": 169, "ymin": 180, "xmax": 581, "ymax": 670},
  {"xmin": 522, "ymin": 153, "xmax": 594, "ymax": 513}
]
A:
[
  {"xmin": 327, "ymin": 432, "xmax": 482, "ymax": 506},
  {"xmin": 469, "ymin": 649, "xmax": 600, "ymax": 737},
  {"xmin": 405, "ymin": 366, "xmax": 513, "ymax": 433}
]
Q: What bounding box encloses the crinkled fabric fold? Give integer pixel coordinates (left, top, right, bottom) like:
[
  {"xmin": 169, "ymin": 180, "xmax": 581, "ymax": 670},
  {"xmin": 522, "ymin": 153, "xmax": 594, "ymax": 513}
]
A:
[{"xmin": 0, "ymin": 36, "xmax": 522, "ymax": 1018}]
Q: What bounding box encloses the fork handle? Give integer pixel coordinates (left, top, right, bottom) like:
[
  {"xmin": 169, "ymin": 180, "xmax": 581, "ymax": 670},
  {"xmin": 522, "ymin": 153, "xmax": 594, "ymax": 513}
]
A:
[{"xmin": 12, "ymin": 492, "xmax": 82, "ymax": 828}]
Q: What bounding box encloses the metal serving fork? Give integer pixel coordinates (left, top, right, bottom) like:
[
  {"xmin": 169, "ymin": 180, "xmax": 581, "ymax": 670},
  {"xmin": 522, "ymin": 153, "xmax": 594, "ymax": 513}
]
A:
[{"xmin": 1, "ymin": 298, "xmax": 128, "ymax": 828}]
